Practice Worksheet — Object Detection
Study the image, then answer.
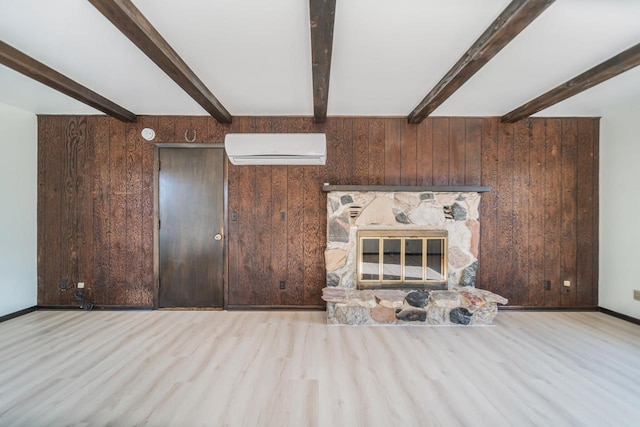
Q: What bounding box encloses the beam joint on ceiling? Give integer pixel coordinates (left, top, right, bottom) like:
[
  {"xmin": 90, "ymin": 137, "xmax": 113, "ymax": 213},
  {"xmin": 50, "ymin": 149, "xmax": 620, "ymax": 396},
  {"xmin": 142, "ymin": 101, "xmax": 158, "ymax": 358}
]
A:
[
  {"xmin": 309, "ymin": 0, "xmax": 336, "ymax": 123},
  {"xmin": 501, "ymin": 42, "xmax": 640, "ymax": 123},
  {"xmin": 407, "ymin": 0, "xmax": 555, "ymax": 124},
  {"xmin": 89, "ymin": 0, "xmax": 232, "ymax": 124},
  {"xmin": 0, "ymin": 40, "xmax": 137, "ymax": 123}
]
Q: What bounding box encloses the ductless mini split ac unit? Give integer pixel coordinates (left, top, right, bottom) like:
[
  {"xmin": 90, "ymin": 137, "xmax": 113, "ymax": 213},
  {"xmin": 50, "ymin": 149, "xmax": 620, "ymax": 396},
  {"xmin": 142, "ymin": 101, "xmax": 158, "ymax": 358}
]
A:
[{"xmin": 224, "ymin": 133, "xmax": 326, "ymax": 165}]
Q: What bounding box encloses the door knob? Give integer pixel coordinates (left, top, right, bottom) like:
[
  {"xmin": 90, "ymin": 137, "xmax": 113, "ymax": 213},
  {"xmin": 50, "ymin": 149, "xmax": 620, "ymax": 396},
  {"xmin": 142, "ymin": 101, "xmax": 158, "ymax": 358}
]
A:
[{"xmin": 214, "ymin": 233, "xmax": 223, "ymax": 241}]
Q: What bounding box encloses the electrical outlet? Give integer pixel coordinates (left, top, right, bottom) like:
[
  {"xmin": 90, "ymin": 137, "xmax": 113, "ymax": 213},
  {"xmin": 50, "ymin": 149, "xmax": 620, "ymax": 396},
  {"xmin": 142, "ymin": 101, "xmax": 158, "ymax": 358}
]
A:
[
  {"xmin": 231, "ymin": 211, "xmax": 238, "ymax": 221},
  {"xmin": 78, "ymin": 282, "xmax": 85, "ymax": 289},
  {"xmin": 60, "ymin": 279, "xmax": 67, "ymax": 290},
  {"xmin": 634, "ymin": 290, "xmax": 640, "ymax": 301},
  {"xmin": 279, "ymin": 280, "xmax": 286, "ymax": 290},
  {"xmin": 544, "ymin": 280, "xmax": 551, "ymax": 291},
  {"xmin": 563, "ymin": 280, "xmax": 571, "ymax": 287}
]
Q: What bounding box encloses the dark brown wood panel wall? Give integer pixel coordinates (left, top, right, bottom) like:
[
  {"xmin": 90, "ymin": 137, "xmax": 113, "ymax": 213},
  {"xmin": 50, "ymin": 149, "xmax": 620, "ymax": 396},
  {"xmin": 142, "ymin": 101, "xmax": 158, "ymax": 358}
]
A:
[{"xmin": 37, "ymin": 116, "xmax": 599, "ymax": 308}]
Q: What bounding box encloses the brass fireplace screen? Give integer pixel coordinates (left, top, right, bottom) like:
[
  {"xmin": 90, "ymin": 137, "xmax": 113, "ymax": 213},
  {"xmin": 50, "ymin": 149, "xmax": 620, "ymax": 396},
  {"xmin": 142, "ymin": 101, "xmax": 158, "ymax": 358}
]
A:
[{"xmin": 357, "ymin": 229, "xmax": 447, "ymax": 289}]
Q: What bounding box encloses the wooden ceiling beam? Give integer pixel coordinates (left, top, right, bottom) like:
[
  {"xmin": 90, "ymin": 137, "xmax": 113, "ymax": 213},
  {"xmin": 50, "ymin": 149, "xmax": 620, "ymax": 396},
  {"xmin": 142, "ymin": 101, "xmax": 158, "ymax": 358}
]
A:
[
  {"xmin": 89, "ymin": 0, "xmax": 232, "ymax": 123},
  {"xmin": 408, "ymin": 0, "xmax": 555, "ymax": 124},
  {"xmin": 502, "ymin": 43, "xmax": 640, "ymax": 123},
  {"xmin": 0, "ymin": 40, "xmax": 137, "ymax": 122},
  {"xmin": 309, "ymin": 0, "xmax": 336, "ymax": 123}
]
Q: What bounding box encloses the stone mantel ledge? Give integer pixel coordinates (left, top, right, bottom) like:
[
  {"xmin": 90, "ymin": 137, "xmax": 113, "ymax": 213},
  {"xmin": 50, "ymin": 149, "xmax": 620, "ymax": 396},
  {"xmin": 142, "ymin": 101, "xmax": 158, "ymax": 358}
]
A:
[
  {"xmin": 322, "ymin": 287, "xmax": 508, "ymax": 326},
  {"xmin": 322, "ymin": 184, "xmax": 491, "ymax": 193}
]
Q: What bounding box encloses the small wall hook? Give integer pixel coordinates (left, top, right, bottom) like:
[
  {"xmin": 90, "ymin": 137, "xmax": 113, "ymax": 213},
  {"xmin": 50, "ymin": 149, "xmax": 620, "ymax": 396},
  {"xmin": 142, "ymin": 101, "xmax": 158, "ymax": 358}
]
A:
[{"xmin": 184, "ymin": 129, "xmax": 197, "ymax": 142}]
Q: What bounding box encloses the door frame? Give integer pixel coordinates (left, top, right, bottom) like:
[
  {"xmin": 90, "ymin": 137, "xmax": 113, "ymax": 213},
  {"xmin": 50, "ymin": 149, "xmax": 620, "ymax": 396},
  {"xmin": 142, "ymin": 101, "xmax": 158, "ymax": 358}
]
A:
[{"xmin": 153, "ymin": 143, "xmax": 228, "ymax": 309}]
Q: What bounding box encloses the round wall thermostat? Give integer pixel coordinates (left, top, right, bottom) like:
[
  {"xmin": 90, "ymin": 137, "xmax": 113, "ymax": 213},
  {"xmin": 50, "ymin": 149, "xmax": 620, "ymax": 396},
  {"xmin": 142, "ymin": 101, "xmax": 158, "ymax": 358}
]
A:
[{"xmin": 141, "ymin": 128, "xmax": 156, "ymax": 141}]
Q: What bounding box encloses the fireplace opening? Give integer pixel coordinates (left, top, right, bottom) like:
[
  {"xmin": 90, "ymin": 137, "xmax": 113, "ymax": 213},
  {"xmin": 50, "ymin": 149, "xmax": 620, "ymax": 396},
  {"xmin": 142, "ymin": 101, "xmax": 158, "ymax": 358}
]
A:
[{"xmin": 357, "ymin": 229, "xmax": 447, "ymax": 290}]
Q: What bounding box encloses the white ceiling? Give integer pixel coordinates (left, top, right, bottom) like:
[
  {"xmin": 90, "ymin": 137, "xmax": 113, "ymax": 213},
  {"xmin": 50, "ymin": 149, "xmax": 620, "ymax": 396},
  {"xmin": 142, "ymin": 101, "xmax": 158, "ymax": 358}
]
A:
[{"xmin": 1, "ymin": 0, "xmax": 639, "ymax": 118}]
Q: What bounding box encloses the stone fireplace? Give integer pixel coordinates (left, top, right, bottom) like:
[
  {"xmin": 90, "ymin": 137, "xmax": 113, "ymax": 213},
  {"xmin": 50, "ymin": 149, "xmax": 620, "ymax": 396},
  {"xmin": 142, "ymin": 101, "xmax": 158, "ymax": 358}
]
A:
[{"xmin": 322, "ymin": 185, "xmax": 507, "ymax": 325}]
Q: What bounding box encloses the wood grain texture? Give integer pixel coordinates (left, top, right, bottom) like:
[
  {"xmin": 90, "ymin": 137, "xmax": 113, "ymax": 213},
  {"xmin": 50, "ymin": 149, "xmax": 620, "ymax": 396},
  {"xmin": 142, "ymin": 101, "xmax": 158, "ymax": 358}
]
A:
[
  {"xmin": 36, "ymin": 118, "xmax": 46, "ymax": 305},
  {"xmin": 432, "ymin": 117, "xmax": 450, "ymax": 185},
  {"xmin": 368, "ymin": 118, "xmax": 385, "ymax": 185},
  {"xmin": 479, "ymin": 118, "xmax": 499, "ymax": 296},
  {"xmin": 384, "ymin": 119, "xmax": 402, "ymax": 185},
  {"xmin": 416, "ymin": 119, "xmax": 434, "ymax": 185},
  {"xmin": 544, "ymin": 119, "xmax": 562, "ymax": 306},
  {"xmin": 512, "ymin": 120, "xmax": 530, "ymax": 306},
  {"xmin": 309, "ymin": 0, "xmax": 337, "ymax": 122},
  {"xmin": 496, "ymin": 122, "xmax": 514, "ymax": 302},
  {"xmin": 37, "ymin": 116, "xmax": 599, "ymax": 308},
  {"xmin": 577, "ymin": 118, "xmax": 596, "ymax": 307},
  {"xmin": 561, "ymin": 119, "xmax": 578, "ymax": 306},
  {"xmin": 1, "ymin": 311, "xmax": 639, "ymax": 426},
  {"xmin": 401, "ymin": 121, "xmax": 417, "ymax": 186},
  {"xmin": 527, "ymin": 119, "xmax": 546, "ymax": 306}
]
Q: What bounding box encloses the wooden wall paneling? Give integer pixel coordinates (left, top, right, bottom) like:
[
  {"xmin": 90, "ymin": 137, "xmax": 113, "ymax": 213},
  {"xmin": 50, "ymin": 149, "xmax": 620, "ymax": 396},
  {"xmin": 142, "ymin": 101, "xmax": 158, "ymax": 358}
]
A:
[
  {"xmin": 401, "ymin": 122, "xmax": 417, "ymax": 186},
  {"xmin": 124, "ymin": 122, "xmax": 143, "ymax": 305},
  {"xmin": 337, "ymin": 118, "xmax": 354, "ymax": 184},
  {"xmin": 432, "ymin": 118, "xmax": 450, "ymax": 185},
  {"xmin": 543, "ymin": 119, "xmax": 562, "ymax": 306},
  {"xmin": 254, "ymin": 117, "xmax": 273, "ymax": 304},
  {"xmin": 156, "ymin": 116, "xmax": 176, "ymax": 143},
  {"xmin": 352, "ymin": 118, "xmax": 369, "ymax": 184},
  {"xmin": 187, "ymin": 116, "xmax": 209, "ymax": 143},
  {"xmin": 303, "ymin": 162, "xmax": 322, "ymax": 305},
  {"xmin": 62, "ymin": 117, "xmax": 86, "ymax": 305},
  {"xmin": 560, "ymin": 119, "xmax": 578, "ymax": 306},
  {"xmin": 76, "ymin": 117, "xmax": 93, "ymax": 304},
  {"xmin": 286, "ymin": 118, "xmax": 309, "ymax": 305},
  {"xmin": 206, "ymin": 116, "xmax": 227, "ymax": 144},
  {"xmin": 591, "ymin": 120, "xmax": 599, "ymax": 306},
  {"xmin": 37, "ymin": 115, "xmax": 600, "ymax": 308},
  {"xmin": 231, "ymin": 117, "xmax": 258, "ymax": 305},
  {"xmin": 512, "ymin": 119, "xmax": 531, "ymax": 305},
  {"xmin": 416, "ymin": 119, "xmax": 434, "ymax": 185},
  {"xmin": 479, "ymin": 118, "xmax": 498, "ymax": 292},
  {"xmin": 384, "ymin": 119, "xmax": 402, "ymax": 185},
  {"xmin": 109, "ymin": 119, "xmax": 128, "ymax": 305},
  {"xmin": 527, "ymin": 119, "xmax": 546, "ymax": 306},
  {"xmin": 303, "ymin": 119, "xmax": 325, "ymax": 306},
  {"xmin": 225, "ymin": 118, "xmax": 240, "ymax": 305},
  {"xmin": 464, "ymin": 119, "xmax": 482, "ymax": 186},
  {"xmin": 449, "ymin": 118, "xmax": 466, "ymax": 186},
  {"xmin": 36, "ymin": 117, "xmax": 46, "ymax": 305},
  {"xmin": 173, "ymin": 117, "xmax": 191, "ymax": 143},
  {"xmin": 576, "ymin": 118, "xmax": 596, "ymax": 306},
  {"xmin": 91, "ymin": 117, "xmax": 111, "ymax": 305},
  {"xmin": 324, "ymin": 118, "xmax": 339, "ymax": 184},
  {"xmin": 495, "ymin": 122, "xmax": 515, "ymax": 302},
  {"xmin": 140, "ymin": 116, "xmax": 157, "ymax": 306},
  {"xmin": 270, "ymin": 118, "xmax": 289, "ymax": 304},
  {"xmin": 368, "ymin": 118, "xmax": 385, "ymax": 185},
  {"xmin": 43, "ymin": 116, "xmax": 64, "ymax": 305}
]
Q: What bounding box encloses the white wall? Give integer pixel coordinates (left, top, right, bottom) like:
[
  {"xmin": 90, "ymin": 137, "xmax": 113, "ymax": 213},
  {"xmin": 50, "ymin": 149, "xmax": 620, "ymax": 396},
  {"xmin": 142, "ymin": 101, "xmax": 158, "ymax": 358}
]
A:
[
  {"xmin": 599, "ymin": 105, "xmax": 640, "ymax": 319},
  {"xmin": 0, "ymin": 102, "xmax": 37, "ymax": 317}
]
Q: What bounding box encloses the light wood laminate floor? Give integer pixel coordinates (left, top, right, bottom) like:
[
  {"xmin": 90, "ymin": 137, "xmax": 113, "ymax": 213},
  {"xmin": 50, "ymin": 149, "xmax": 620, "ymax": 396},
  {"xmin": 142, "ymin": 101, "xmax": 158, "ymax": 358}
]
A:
[{"xmin": 0, "ymin": 310, "xmax": 639, "ymax": 426}]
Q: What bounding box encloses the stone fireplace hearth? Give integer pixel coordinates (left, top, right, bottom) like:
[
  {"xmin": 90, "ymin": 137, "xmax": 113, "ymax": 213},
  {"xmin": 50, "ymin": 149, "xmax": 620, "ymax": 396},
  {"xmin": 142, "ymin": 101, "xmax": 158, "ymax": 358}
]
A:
[{"xmin": 322, "ymin": 185, "xmax": 508, "ymax": 326}]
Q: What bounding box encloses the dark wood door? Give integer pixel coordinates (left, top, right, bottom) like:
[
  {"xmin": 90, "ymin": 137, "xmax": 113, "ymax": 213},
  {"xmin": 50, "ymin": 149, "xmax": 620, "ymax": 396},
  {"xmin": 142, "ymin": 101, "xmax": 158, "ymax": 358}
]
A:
[{"xmin": 158, "ymin": 147, "xmax": 224, "ymax": 308}]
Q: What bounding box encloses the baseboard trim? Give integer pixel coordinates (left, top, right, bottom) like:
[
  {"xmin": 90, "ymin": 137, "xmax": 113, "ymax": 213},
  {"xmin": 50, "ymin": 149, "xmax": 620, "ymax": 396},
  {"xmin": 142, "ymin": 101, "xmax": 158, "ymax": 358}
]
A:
[
  {"xmin": 37, "ymin": 305, "xmax": 153, "ymax": 311},
  {"xmin": 0, "ymin": 306, "xmax": 38, "ymax": 323},
  {"xmin": 598, "ymin": 307, "xmax": 640, "ymax": 326},
  {"xmin": 227, "ymin": 305, "xmax": 325, "ymax": 311},
  {"xmin": 499, "ymin": 306, "xmax": 598, "ymax": 311}
]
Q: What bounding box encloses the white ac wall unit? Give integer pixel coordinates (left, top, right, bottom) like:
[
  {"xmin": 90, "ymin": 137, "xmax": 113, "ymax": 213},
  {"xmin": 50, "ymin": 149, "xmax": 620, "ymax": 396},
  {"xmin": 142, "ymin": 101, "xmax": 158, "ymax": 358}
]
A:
[{"xmin": 224, "ymin": 133, "xmax": 326, "ymax": 165}]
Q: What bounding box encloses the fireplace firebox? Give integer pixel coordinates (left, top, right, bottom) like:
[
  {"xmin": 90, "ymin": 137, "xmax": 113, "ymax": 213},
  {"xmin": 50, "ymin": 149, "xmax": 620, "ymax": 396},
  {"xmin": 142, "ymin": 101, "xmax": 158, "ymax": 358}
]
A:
[{"xmin": 357, "ymin": 229, "xmax": 447, "ymax": 290}]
